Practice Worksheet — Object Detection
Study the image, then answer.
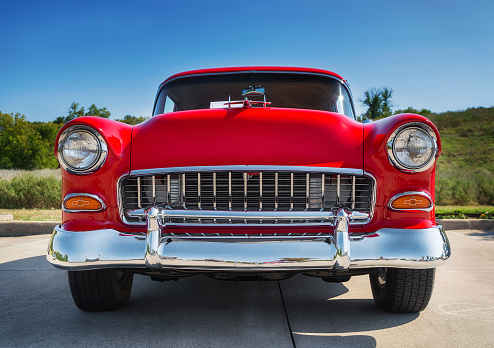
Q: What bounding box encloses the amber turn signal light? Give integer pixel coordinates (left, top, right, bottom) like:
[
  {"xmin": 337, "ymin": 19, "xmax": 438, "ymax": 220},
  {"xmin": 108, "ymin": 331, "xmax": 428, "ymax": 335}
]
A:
[
  {"xmin": 64, "ymin": 194, "xmax": 104, "ymax": 211},
  {"xmin": 390, "ymin": 193, "xmax": 432, "ymax": 210}
]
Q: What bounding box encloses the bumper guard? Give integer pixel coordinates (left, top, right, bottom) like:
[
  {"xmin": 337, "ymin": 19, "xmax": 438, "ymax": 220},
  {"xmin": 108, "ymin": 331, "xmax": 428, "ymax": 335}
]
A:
[{"xmin": 47, "ymin": 207, "xmax": 451, "ymax": 271}]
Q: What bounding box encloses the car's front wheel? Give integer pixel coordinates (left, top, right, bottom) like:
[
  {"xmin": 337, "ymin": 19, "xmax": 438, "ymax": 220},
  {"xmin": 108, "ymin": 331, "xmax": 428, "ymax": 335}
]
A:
[
  {"xmin": 68, "ymin": 269, "xmax": 134, "ymax": 311},
  {"xmin": 369, "ymin": 268, "xmax": 435, "ymax": 313}
]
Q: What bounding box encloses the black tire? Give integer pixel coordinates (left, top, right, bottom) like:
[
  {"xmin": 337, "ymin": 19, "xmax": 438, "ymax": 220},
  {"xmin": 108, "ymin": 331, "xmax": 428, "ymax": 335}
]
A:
[
  {"xmin": 68, "ymin": 269, "xmax": 134, "ymax": 311},
  {"xmin": 369, "ymin": 268, "xmax": 435, "ymax": 313}
]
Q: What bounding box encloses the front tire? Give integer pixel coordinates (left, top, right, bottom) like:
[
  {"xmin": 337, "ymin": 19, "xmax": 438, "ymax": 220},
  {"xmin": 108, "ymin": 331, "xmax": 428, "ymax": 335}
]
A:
[
  {"xmin": 369, "ymin": 268, "xmax": 435, "ymax": 313},
  {"xmin": 68, "ymin": 269, "xmax": 134, "ymax": 311}
]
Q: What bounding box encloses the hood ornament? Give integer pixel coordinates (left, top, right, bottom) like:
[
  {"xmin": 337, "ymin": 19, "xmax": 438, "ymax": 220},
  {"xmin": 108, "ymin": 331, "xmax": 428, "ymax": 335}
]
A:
[{"xmin": 224, "ymin": 85, "xmax": 271, "ymax": 109}]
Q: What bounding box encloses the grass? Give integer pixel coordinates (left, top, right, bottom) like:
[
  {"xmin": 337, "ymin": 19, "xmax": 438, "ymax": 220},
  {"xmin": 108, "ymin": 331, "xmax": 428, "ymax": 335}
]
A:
[
  {"xmin": 436, "ymin": 206, "xmax": 494, "ymax": 219},
  {"xmin": 0, "ymin": 169, "xmax": 60, "ymax": 181},
  {"xmin": 0, "ymin": 209, "xmax": 61, "ymax": 221},
  {"xmin": 0, "ymin": 206, "xmax": 491, "ymax": 221}
]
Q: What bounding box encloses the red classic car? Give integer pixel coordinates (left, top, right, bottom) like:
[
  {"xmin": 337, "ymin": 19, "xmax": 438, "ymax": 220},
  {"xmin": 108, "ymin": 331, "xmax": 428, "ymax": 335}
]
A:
[{"xmin": 47, "ymin": 67, "xmax": 450, "ymax": 312}]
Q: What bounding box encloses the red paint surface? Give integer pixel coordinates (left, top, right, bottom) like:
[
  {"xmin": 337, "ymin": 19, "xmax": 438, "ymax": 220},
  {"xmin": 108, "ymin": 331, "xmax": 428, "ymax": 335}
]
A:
[
  {"xmin": 362, "ymin": 114, "xmax": 441, "ymax": 232},
  {"xmin": 162, "ymin": 66, "xmax": 344, "ymax": 85},
  {"xmin": 57, "ymin": 73, "xmax": 441, "ymax": 234},
  {"xmin": 131, "ymin": 108, "xmax": 363, "ymax": 170},
  {"xmin": 56, "ymin": 117, "xmax": 133, "ymax": 232}
]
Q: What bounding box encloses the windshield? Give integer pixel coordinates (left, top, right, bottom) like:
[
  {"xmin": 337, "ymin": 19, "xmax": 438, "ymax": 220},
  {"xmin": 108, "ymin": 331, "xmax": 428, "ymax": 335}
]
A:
[{"xmin": 153, "ymin": 72, "xmax": 355, "ymax": 118}]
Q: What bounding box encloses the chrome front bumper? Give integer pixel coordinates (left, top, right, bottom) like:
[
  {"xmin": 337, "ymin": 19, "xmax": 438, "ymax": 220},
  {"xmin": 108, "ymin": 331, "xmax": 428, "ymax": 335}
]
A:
[{"xmin": 47, "ymin": 209, "xmax": 451, "ymax": 271}]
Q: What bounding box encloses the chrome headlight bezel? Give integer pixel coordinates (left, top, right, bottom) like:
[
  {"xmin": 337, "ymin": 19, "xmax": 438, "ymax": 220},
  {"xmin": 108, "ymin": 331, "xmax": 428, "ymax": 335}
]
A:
[
  {"xmin": 387, "ymin": 122, "xmax": 438, "ymax": 173},
  {"xmin": 57, "ymin": 125, "xmax": 108, "ymax": 174}
]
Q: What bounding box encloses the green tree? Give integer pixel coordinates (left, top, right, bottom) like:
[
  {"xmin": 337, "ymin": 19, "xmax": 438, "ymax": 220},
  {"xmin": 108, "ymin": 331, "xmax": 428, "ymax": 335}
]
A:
[
  {"xmin": 0, "ymin": 111, "xmax": 58, "ymax": 169},
  {"xmin": 394, "ymin": 107, "xmax": 432, "ymax": 115},
  {"xmin": 31, "ymin": 121, "xmax": 61, "ymax": 168},
  {"xmin": 54, "ymin": 102, "xmax": 111, "ymax": 123},
  {"xmin": 115, "ymin": 114, "xmax": 148, "ymax": 125},
  {"xmin": 361, "ymin": 87, "xmax": 394, "ymax": 120},
  {"xmin": 87, "ymin": 104, "xmax": 110, "ymax": 118}
]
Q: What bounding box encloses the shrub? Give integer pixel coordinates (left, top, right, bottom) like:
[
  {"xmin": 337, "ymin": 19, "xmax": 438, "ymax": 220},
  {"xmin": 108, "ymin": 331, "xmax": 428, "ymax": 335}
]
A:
[
  {"xmin": 0, "ymin": 174, "xmax": 61, "ymax": 209},
  {"xmin": 436, "ymin": 168, "xmax": 494, "ymax": 205}
]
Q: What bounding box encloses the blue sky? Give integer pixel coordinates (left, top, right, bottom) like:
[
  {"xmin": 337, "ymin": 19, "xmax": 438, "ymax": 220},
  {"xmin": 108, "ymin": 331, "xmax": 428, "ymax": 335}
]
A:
[{"xmin": 1, "ymin": 0, "xmax": 493, "ymax": 122}]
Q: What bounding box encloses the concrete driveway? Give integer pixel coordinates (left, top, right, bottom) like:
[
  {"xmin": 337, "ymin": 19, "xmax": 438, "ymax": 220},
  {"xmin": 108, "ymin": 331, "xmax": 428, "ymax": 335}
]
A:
[{"xmin": 0, "ymin": 229, "xmax": 493, "ymax": 347}]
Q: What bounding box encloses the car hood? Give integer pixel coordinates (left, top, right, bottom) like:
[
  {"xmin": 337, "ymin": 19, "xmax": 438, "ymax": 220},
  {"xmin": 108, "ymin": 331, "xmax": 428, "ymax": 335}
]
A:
[{"xmin": 130, "ymin": 108, "xmax": 363, "ymax": 171}]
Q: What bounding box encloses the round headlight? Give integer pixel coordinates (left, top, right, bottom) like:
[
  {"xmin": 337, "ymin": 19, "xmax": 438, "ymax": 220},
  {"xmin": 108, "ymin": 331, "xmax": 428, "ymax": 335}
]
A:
[
  {"xmin": 387, "ymin": 124, "xmax": 437, "ymax": 172},
  {"xmin": 58, "ymin": 126, "xmax": 107, "ymax": 174}
]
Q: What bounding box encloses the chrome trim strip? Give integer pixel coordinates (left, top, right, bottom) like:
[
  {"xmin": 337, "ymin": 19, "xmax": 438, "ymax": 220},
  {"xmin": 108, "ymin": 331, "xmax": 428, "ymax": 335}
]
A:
[
  {"xmin": 155, "ymin": 222, "xmax": 342, "ymax": 228},
  {"xmin": 117, "ymin": 173, "xmax": 130, "ymax": 224},
  {"xmin": 62, "ymin": 193, "xmax": 107, "ymax": 213},
  {"xmin": 155, "ymin": 209, "xmax": 340, "ymax": 221},
  {"xmin": 126, "ymin": 208, "xmax": 369, "ymax": 224},
  {"xmin": 161, "ymin": 70, "xmax": 347, "ymax": 89},
  {"xmin": 388, "ymin": 191, "xmax": 434, "ymax": 212},
  {"xmin": 363, "ymin": 171, "xmax": 377, "ymax": 225},
  {"xmin": 130, "ymin": 165, "xmax": 364, "ymax": 177},
  {"xmin": 166, "ymin": 234, "xmax": 329, "ymax": 241}
]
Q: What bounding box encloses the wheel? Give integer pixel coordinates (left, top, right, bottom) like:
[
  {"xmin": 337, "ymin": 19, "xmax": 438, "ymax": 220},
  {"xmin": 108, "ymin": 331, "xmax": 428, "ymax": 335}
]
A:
[
  {"xmin": 369, "ymin": 268, "xmax": 435, "ymax": 313},
  {"xmin": 68, "ymin": 269, "xmax": 134, "ymax": 311}
]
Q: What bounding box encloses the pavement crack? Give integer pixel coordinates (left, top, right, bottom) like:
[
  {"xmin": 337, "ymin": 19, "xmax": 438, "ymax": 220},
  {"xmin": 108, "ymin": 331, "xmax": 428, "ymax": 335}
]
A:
[{"xmin": 278, "ymin": 280, "xmax": 296, "ymax": 348}]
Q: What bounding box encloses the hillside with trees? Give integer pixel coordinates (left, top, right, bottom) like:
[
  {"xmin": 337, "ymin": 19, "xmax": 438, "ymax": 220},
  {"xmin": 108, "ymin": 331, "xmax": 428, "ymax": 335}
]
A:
[
  {"xmin": 360, "ymin": 91, "xmax": 493, "ymax": 205},
  {"xmin": 0, "ymin": 100, "xmax": 492, "ymax": 206}
]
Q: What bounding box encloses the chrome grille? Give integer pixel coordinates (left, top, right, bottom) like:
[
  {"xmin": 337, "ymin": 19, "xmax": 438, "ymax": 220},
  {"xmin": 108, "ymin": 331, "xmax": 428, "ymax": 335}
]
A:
[{"xmin": 121, "ymin": 170, "xmax": 373, "ymax": 224}]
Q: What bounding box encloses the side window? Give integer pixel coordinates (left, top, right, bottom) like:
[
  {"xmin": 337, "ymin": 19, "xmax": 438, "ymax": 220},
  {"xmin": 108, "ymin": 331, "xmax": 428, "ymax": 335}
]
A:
[
  {"xmin": 163, "ymin": 95, "xmax": 175, "ymax": 113},
  {"xmin": 154, "ymin": 92, "xmax": 166, "ymax": 115}
]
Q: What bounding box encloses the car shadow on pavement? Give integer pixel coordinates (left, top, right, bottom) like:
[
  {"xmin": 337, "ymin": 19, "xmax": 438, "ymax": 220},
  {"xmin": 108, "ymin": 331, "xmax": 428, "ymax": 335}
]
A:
[
  {"xmin": 0, "ymin": 256, "xmax": 416, "ymax": 348},
  {"xmin": 462, "ymin": 229, "xmax": 494, "ymax": 241},
  {"xmin": 278, "ymin": 275, "xmax": 418, "ymax": 347}
]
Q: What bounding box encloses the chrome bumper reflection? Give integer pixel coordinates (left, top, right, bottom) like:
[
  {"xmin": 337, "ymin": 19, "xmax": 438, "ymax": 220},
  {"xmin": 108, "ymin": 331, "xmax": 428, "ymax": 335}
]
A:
[{"xmin": 47, "ymin": 219, "xmax": 450, "ymax": 272}]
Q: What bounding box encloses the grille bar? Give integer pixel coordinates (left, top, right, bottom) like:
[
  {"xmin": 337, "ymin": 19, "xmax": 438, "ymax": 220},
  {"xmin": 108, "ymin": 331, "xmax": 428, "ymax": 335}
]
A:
[
  {"xmin": 228, "ymin": 172, "xmax": 232, "ymax": 211},
  {"xmin": 259, "ymin": 172, "xmax": 263, "ymax": 211},
  {"xmin": 121, "ymin": 169, "xmax": 374, "ymax": 224},
  {"xmin": 197, "ymin": 173, "xmax": 201, "ymax": 210},
  {"xmin": 352, "ymin": 176, "xmax": 355, "ymax": 210},
  {"xmin": 337, "ymin": 174, "xmax": 340, "ymax": 204},
  {"xmin": 137, "ymin": 177, "xmax": 141, "ymax": 208}
]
